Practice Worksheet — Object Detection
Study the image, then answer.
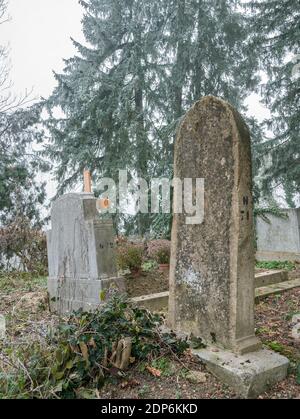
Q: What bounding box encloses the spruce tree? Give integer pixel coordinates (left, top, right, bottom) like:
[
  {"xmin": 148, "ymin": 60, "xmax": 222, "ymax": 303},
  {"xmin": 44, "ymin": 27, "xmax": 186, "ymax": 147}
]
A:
[
  {"xmin": 45, "ymin": 0, "xmax": 261, "ymax": 235},
  {"xmin": 249, "ymin": 0, "xmax": 300, "ymax": 203}
]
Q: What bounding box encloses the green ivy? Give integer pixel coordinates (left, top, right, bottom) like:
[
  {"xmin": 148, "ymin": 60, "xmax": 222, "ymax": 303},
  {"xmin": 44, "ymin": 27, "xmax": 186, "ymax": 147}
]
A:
[{"xmin": 0, "ymin": 294, "xmax": 188, "ymax": 399}]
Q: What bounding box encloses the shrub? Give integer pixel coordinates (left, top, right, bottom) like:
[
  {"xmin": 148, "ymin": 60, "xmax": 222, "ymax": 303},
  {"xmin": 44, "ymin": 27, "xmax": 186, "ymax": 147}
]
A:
[
  {"xmin": 116, "ymin": 242, "xmax": 144, "ymax": 273},
  {"xmin": 0, "ymin": 217, "xmax": 48, "ymax": 275},
  {"xmin": 142, "ymin": 260, "xmax": 158, "ymax": 272},
  {"xmin": 147, "ymin": 240, "xmax": 171, "ymax": 265}
]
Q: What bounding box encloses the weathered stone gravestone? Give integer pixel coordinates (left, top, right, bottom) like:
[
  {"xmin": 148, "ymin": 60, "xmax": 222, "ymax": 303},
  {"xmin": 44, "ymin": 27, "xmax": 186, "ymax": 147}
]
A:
[
  {"xmin": 47, "ymin": 192, "xmax": 125, "ymax": 313},
  {"xmin": 168, "ymin": 96, "xmax": 289, "ymax": 397}
]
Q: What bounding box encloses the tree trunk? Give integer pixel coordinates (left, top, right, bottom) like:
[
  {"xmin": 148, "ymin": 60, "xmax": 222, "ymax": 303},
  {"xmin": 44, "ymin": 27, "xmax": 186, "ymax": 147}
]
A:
[
  {"xmin": 134, "ymin": 28, "xmax": 149, "ymax": 236},
  {"xmin": 173, "ymin": 0, "xmax": 186, "ymax": 121}
]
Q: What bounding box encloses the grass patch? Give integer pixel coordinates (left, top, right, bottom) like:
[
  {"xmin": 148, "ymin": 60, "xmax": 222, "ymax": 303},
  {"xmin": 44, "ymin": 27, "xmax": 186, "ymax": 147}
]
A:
[
  {"xmin": 0, "ymin": 272, "xmax": 47, "ymax": 294},
  {"xmin": 265, "ymin": 341, "xmax": 296, "ymax": 362},
  {"xmin": 256, "ymin": 326, "xmax": 272, "ymax": 336},
  {"xmin": 256, "ymin": 260, "xmax": 296, "ymax": 271},
  {"xmin": 150, "ymin": 357, "xmax": 174, "ymax": 377}
]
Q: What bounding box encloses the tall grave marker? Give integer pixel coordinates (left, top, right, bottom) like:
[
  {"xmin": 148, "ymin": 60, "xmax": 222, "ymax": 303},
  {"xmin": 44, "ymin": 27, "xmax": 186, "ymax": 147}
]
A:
[
  {"xmin": 168, "ymin": 97, "xmax": 289, "ymax": 397},
  {"xmin": 47, "ymin": 173, "xmax": 124, "ymax": 313}
]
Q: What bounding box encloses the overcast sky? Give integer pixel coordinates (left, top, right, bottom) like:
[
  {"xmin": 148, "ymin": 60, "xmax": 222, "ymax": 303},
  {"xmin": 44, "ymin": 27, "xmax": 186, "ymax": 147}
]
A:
[
  {"xmin": 0, "ymin": 0, "xmax": 85, "ymax": 200},
  {"xmin": 0, "ymin": 0, "xmax": 271, "ymax": 202},
  {"xmin": 0, "ymin": 0, "xmax": 84, "ymax": 99}
]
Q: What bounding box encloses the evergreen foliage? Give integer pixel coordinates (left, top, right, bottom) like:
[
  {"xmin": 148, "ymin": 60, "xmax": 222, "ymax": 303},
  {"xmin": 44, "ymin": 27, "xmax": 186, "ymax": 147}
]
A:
[
  {"xmin": 248, "ymin": 0, "xmax": 300, "ymax": 204},
  {"xmin": 45, "ymin": 0, "xmax": 261, "ymax": 234}
]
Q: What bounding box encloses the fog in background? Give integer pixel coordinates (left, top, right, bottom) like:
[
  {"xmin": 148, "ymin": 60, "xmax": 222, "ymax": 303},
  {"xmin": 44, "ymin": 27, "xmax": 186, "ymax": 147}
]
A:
[{"xmin": 0, "ymin": 0, "xmax": 271, "ymax": 205}]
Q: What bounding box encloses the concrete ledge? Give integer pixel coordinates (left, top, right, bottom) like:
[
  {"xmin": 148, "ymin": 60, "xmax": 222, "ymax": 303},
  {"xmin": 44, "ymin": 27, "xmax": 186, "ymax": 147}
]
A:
[
  {"xmin": 132, "ymin": 272, "xmax": 299, "ymax": 312},
  {"xmin": 255, "ymin": 270, "xmax": 288, "ymax": 288},
  {"xmin": 256, "ymin": 251, "xmax": 300, "ymax": 263},
  {"xmin": 255, "ymin": 278, "xmax": 300, "ymax": 300},
  {"xmin": 130, "ymin": 292, "xmax": 169, "ymax": 312},
  {"xmin": 193, "ymin": 346, "xmax": 289, "ymax": 398}
]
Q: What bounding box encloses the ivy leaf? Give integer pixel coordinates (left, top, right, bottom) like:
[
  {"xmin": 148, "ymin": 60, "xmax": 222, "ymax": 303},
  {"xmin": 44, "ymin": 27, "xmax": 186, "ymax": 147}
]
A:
[
  {"xmin": 79, "ymin": 342, "xmax": 89, "ymax": 362},
  {"xmin": 66, "ymin": 360, "xmax": 74, "ymax": 370},
  {"xmin": 99, "ymin": 291, "xmax": 106, "ymax": 302}
]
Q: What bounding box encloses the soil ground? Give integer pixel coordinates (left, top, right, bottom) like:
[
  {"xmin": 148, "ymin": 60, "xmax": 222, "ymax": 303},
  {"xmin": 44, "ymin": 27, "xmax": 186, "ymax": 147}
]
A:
[
  {"xmin": 125, "ymin": 270, "xmax": 169, "ymax": 298},
  {"xmin": 99, "ymin": 287, "xmax": 300, "ymax": 399},
  {"xmin": 1, "ymin": 271, "xmax": 300, "ymax": 399}
]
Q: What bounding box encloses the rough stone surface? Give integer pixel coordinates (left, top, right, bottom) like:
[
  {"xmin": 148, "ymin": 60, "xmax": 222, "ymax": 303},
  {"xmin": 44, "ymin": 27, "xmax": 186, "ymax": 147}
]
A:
[
  {"xmin": 47, "ymin": 193, "xmax": 125, "ymax": 313},
  {"xmin": 255, "ymin": 270, "xmax": 288, "ymax": 288},
  {"xmin": 168, "ymin": 96, "xmax": 260, "ymax": 354},
  {"xmin": 130, "ymin": 277, "xmax": 300, "ymax": 313},
  {"xmin": 193, "ymin": 347, "xmax": 289, "ymax": 399}
]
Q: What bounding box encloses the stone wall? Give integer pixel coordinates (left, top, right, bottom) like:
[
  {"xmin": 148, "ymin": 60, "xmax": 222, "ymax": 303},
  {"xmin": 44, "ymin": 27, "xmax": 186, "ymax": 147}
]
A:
[{"xmin": 256, "ymin": 209, "xmax": 300, "ymax": 261}]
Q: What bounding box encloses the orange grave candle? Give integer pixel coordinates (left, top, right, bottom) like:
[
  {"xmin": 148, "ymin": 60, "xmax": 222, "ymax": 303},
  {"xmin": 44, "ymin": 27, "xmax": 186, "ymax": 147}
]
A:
[{"xmin": 97, "ymin": 197, "xmax": 111, "ymax": 211}]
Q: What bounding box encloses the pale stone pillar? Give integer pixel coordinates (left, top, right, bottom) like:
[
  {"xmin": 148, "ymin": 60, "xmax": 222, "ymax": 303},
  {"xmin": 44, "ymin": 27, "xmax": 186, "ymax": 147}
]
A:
[{"xmin": 47, "ymin": 193, "xmax": 125, "ymax": 313}]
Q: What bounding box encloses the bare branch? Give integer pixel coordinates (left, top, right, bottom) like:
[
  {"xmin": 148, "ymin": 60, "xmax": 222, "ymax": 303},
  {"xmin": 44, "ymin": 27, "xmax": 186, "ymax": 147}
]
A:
[{"xmin": 0, "ymin": 0, "xmax": 9, "ymax": 25}]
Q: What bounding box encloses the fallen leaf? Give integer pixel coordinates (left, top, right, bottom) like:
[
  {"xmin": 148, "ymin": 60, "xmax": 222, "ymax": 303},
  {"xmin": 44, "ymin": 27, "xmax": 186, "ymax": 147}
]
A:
[
  {"xmin": 120, "ymin": 379, "xmax": 140, "ymax": 389},
  {"xmin": 88, "ymin": 338, "xmax": 96, "ymax": 349},
  {"xmin": 146, "ymin": 366, "xmax": 161, "ymax": 377},
  {"xmin": 70, "ymin": 344, "xmax": 79, "ymax": 353},
  {"xmin": 79, "ymin": 342, "xmax": 89, "ymax": 362}
]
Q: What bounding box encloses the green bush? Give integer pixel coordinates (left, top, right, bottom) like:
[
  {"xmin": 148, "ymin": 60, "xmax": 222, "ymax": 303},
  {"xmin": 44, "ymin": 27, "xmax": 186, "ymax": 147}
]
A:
[
  {"xmin": 0, "ymin": 217, "xmax": 48, "ymax": 275},
  {"xmin": 147, "ymin": 240, "xmax": 170, "ymax": 265},
  {"xmin": 142, "ymin": 260, "xmax": 158, "ymax": 272},
  {"xmin": 116, "ymin": 243, "xmax": 144, "ymax": 273}
]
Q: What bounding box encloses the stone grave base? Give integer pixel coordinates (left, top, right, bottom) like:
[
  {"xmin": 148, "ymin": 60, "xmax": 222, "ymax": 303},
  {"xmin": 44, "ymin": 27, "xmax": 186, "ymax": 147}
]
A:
[
  {"xmin": 256, "ymin": 251, "xmax": 300, "ymax": 263},
  {"xmin": 193, "ymin": 346, "xmax": 289, "ymax": 398},
  {"xmin": 48, "ymin": 276, "xmax": 126, "ymax": 313}
]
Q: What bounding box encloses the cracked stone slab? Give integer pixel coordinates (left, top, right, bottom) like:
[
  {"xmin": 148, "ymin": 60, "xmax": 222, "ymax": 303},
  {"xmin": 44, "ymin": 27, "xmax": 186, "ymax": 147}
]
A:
[{"xmin": 193, "ymin": 346, "xmax": 289, "ymax": 398}]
